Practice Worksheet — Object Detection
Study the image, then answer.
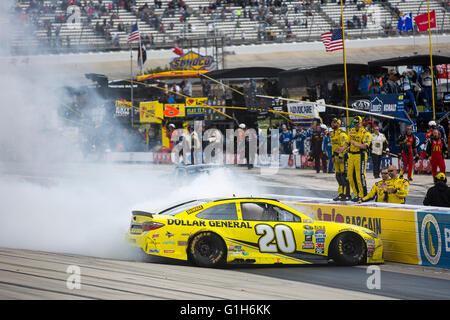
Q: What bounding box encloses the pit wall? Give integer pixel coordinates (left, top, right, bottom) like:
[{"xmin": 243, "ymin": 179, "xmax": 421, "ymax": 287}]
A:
[{"xmin": 276, "ymin": 196, "xmax": 450, "ymax": 269}]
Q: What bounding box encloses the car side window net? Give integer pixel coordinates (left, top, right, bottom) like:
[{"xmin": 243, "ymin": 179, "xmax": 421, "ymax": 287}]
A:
[
  {"xmin": 241, "ymin": 203, "xmax": 301, "ymax": 222},
  {"xmin": 196, "ymin": 203, "xmax": 238, "ymax": 220},
  {"xmin": 272, "ymin": 206, "xmax": 301, "ymax": 222}
]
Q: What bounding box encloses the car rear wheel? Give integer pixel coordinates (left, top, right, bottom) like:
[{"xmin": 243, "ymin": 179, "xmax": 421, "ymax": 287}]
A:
[
  {"xmin": 189, "ymin": 232, "xmax": 226, "ymax": 267},
  {"xmin": 330, "ymin": 232, "xmax": 366, "ymax": 266}
]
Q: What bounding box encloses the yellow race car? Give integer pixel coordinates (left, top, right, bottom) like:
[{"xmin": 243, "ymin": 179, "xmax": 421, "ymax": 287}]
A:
[{"xmin": 126, "ymin": 197, "xmax": 383, "ymax": 267}]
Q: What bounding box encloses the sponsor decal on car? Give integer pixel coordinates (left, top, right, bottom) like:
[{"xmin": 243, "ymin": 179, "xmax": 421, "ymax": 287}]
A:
[
  {"xmin": 302, "ymin": 242, "xmax": 314, "ymax": 249},
  {"xmin": 167, "ymin": 219, "xmax": 252, "ymax": 229},
  {"xmin": 186, "ymin": 205, "xmax": 204, "ymax": 214}
]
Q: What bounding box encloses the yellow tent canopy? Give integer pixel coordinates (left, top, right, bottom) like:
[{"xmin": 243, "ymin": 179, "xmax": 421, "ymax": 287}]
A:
[{"xmin": 137, "ymin": 70, "xmax": 208, "ymax": 81}]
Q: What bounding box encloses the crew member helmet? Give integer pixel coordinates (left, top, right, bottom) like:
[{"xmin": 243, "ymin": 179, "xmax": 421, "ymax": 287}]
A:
[{"xmin": 434, "ymin": 172, "xmax": 447, "ymax": 184}]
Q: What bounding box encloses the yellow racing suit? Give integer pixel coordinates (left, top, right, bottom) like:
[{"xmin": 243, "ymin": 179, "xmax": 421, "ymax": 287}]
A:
[
  {"xmin": 361, "ymin": 179, "xmax": 390, "ymax": 203},
  {"xmin": 331, "ymin": 127, "xmax": 350, "ymax": 197},
  {"xmin": 386, "ymin": 176, "xmax": 410, "ymax": 204},
  {"xmin": 347, "ymin": 127, "xmax": 372, "ymax": 198}
]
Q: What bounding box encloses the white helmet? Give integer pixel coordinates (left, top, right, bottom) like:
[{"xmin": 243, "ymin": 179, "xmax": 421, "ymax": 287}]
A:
[
  {"xmin": 320, "ymin": 124, "xmax": 327, "ymax": 130},
  {"xmin": 239, "ymin": 123, "xmax": 246, "ymax": 129},
  {"xmin": 428, "ymin": 120, "xmax": 436, "ymax": 127}
]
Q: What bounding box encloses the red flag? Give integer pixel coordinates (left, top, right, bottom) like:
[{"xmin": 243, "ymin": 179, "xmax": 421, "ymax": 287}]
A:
[
  {"xmin": 414, "ymin": 10, "xmax": 436, "ymax": 32},
  {"xmin": 173, "ymin": 46, "xmax": 183, "ymax": 56}
]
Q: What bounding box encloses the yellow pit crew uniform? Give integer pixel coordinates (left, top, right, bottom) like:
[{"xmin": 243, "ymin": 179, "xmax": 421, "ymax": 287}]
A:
[
  {"xmin": 361, "ymin": 179, "xmax": 390, "ymax": 203},
  {"xmin": 386, "ymin": 176, "xmax": 410, "ymax": 204},
  {"xmin": 347, "ymin": 126, "xmax": 372, "ymax": 198},
  {"xmin": 331, "ymin": 127, "xmax": 350, "ymax": 197}
]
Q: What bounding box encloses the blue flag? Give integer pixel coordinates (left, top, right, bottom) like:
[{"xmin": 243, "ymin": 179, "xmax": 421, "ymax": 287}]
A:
[{"xmin": 397, "ymin": 13, "xmax": 413, "ymax": 31}]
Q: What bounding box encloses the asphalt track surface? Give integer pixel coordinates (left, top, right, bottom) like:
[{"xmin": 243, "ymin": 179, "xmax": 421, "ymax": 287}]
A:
[{"xmin": 1, "ymin": 162, "xmax": 449, "ymax": 300}]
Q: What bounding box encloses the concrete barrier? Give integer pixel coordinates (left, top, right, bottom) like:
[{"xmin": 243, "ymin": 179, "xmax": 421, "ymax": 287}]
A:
[{"xmin": 269, "ymin": 195, "xmax": 450, "ymax": 268}]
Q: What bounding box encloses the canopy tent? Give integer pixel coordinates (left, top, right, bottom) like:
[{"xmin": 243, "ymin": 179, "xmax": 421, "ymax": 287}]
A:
[
  {"xmin": 367, "ymin": 55, "xmax": 450, "ymax": 68},
  {"xmin": 204, "ymin": 67, "xmax": 285, "ymax": 80},
  {"xmin": 278, "ymin": 64, "xmax": 387, "ymax": 88},
  {"xmin": 137, "ymin": 70, "xmax": 208, "ymax": 82}
]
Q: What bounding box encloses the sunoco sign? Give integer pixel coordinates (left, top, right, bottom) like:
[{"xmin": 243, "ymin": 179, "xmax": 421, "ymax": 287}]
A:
[{"xmin": 170, "ymin": 51, "xmax": 214, "ymax": 71}]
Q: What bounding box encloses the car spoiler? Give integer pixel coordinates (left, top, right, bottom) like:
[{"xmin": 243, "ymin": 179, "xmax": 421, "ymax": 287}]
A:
[{"xmin": 131, "ymin": 210, "xmax": 154, "ymax": 218}]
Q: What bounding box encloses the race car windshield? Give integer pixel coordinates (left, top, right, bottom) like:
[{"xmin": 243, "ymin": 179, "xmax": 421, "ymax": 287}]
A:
[{"xmin": 158, "ymin": 200, "xmax": 208, "ymax": 216}]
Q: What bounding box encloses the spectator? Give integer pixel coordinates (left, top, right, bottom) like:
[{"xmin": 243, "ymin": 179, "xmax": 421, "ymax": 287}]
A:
[
  {"xmin": 358, "ymin": 74, "xmax": 370, "ymax": 95},
  {"xmin": 398, "ymin": 71, "xmax": 418, "ymax": 117},
  {"xmin": 371, "ymin": 125, "xmax": 389, "ymax": 179},
  {"xmin": 397, "ymin": 125, "xmax": 418, "ymax": 181},
  {"xmin": 294, "ymin": 128, "xmax": 306, "ymax": 155},
  {"xmin": 419, "ymin": 67, "xmax": 437, "ymax": 111},
  {"xmin": 279, "ymin": 124, "xmax": 293, "ymax": 154},
  {"xmin": 311, "ymin": 124, "xmax": 327, "ymax": 173},
  {"xmin": 426, "ymin": 129, "xmax": 447, "ymax": 178},
  {"xmin": 423, "ymin": 173, "xmax": 450, "ymax": 207},
  {"xmin": 188, "ymin": 126, "xmax": 201, "ymax": 165},
  {"xmin": 426, "ymin": 120, "xmax": 447, "ymax": 144},
  {"xmin": 182, "ymin": 79, "xmax": 192, "ymax": 97}
]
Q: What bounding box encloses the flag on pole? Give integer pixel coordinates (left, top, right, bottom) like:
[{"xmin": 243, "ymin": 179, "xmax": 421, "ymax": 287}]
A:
[
  {"xmin": 414, "ymin": 10, "xmax": 436, "ymax": 32},
  {"xmin": 138, "ymin": 43, "xmax": 147, "ymax": 68},
  {"xmin": 320, "ymin": 29, "xmax": 344, "ymax": 52},
  {"xmin": 397, "ymin": 12, "xmax": 413, "ymax": 31},
  {"xmin": 127, "ymin": 23, "xmax": 140, "ymax": 43}
]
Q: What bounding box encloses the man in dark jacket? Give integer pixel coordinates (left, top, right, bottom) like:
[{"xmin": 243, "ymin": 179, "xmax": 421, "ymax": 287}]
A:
[
  {"xmin": 311, "ymin": 124, "xmax": 327, "ymax": 173},
  {"xmin": 423, "ymin": 173, "xmax": 450, "ymax": 207}
]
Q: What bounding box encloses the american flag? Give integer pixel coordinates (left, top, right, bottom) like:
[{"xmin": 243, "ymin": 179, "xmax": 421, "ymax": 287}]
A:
[
  {"xmin": 127, "ymin": 23, "xmax": 140, "ymax": 43},
  {"xmin": 321, "ymin": 29, "xmax": 344, "ymax": 52}
]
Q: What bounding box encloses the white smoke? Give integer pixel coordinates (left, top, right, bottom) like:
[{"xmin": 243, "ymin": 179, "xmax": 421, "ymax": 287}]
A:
[{"xmin": 0, "ymin": 1, "xmax": 266, "ymax": 260}]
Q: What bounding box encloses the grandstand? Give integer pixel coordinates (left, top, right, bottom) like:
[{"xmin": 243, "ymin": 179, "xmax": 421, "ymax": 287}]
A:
[{"xmin": 8, "ymin": 0, "xmax": 450, "ymax": 55}]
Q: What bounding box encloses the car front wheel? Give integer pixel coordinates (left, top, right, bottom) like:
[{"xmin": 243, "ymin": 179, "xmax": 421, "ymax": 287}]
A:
[{"xmin": 330, "ymin": 232, "xmax": 366, "ymax": 266}]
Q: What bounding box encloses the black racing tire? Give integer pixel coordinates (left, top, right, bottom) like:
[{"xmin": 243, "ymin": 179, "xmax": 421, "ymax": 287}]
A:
[
  {"xmin": 330, "ymin": 232, "xmax": 366, "ymax": 266},
  {"xmin": 189, "ymin": 232, "xmax": 227, "ymax": 267}
]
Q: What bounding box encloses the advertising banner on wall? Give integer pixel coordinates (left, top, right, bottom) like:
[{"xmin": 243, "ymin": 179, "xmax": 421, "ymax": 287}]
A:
[
  {"xmin": 416, "ymin": 211, "xmax": 450, "ymax": 268},
  {"xmin": 140, "ymin": 101, "xmax": 164, "ymax": 123},
  {"xmin": 369, "ymin": 94, "xmax": 405, "ymax": 117},
  {"xmin": 287, "ymin": 102, "xmax": 320, "ymax": 126},
  {"xmin": 290, "ymin": 202, "xmax": 419, "ymax": 264}
]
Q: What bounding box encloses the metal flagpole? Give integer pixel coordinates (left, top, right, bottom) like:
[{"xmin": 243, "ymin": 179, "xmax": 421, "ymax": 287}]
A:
[
  {"xmin": 426, "ymin": 0, "xmax": 436, "ymax": 120},
  {"xmin": 130, "ymin": 41, "xmax": 134, "ymax": 108},
  {"xmin": 138, "ymin": 24, "xmax": 144, "ymax": 75},
  {"xmin": 413, "ymin": 14, "xmax": 417, "ymax": 53},
  {"xmin": 340, "ymin": 0, "xmax": 349, "ymax": 129}
]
